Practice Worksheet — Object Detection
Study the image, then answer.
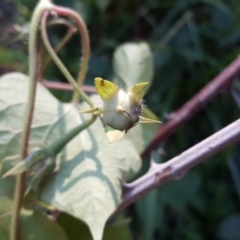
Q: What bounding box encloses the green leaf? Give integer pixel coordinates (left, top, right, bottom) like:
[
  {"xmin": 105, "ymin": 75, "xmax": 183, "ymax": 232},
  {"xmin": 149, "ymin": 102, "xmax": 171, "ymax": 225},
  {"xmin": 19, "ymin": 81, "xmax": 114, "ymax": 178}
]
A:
[
  {"xmin": 112, "ymin": 42, "xmax": 154, "ymax": 92},
  {"xmin": 0, "ymin": 196, "xmax": 67, "ymax": 240},
  {"xmin": 228, "ymin": 152, "xmax": 240, "ymax": 201},
  {"xmin": 0, "ymin": 196, "xmax": 12, "ymax": 240},
  {"xmin": 20, "ymin": 209, "xmax": 68, "ymax": 240},
  {"xmin": 40, "ymin": 100, "xmax": 141, "ymax": 240},
  {"xmin": 103, "ymin": 220, "xmax": 133, "ymax": 240},
  {"xmin": 199, "ymin": 0, "xmax": 231, "ymax": 15},
  {"xmin": 0, "ymin": 72, "xmax": 141, "ymax": 240},
  {"xmin": 135, "ymin": 190, "xmax": 163, "ymax": 240},
  {"xmin": 58, "ymin": 213, "xmax": 133, "ymax": 240},
  {"xmin": 158, "ymin": 171, "xmax": 201, "ymax": 211}
]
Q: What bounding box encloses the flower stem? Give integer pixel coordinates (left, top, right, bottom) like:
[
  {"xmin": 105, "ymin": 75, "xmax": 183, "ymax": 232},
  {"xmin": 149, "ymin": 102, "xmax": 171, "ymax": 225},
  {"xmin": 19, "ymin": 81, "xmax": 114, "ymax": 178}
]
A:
[{"xmin": 50, "ymin": 116, "xmax": 97, "ymax": 155}]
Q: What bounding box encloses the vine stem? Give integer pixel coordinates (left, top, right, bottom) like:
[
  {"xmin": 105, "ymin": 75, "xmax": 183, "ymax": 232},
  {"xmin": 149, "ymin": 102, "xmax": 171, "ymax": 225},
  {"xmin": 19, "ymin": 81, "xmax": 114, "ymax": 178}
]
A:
[
  {"xmin": 11, "ymin": 1, "xmax": 53, "ymax": 240},
  {"xmin": 41, "ymin": 10, "xmax": 94, "ymax": 108},
  {"xmin": 41, "ymin": 19, "xmax": 78, "ymax": 76},
  {"xmin": 116, "ymin": 117, "xmax": 240, "ymax": 214},
  {"xmin": 50, "ymin": 5, "xmax": 90, "ymax": 103}
]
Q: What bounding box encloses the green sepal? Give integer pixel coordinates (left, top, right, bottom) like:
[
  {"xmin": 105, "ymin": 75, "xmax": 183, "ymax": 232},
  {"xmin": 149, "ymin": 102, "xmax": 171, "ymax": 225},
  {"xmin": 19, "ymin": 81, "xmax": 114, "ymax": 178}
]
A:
[
  {"xmin": 24, "ymin": 157, "xmax": 55, "ymax": 196},
  {"xmin": 79, "ymin": 107, "xmax": 100, "ymax": 114},
  {"xmin": 138, "ymin": 116, "xmax": 161, "ymax": 124},
  {"xmin": 3, "ymin": 148, "xmax": 49, "ymax": 177}
]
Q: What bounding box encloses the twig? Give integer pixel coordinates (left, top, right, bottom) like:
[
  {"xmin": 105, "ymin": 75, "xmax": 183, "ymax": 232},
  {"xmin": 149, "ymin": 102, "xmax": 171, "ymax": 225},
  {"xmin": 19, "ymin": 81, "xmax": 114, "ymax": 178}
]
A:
[
  {"xmin": 116, "ymin": 117, "xmax": 240, "ymax": 214},
  {"xmin": 41, "ymin": 80, "xmax": 96, "ymax": 93},
  {"xmin": 143, "ymin": 55, "xmax": 240, "ymax": 156}
]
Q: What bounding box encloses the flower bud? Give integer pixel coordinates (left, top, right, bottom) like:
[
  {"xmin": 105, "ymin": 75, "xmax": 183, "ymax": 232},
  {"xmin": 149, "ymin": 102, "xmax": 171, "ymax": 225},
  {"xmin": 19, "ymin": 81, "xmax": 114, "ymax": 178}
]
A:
[{"xmin": 80, "ymin": 78, "xmax": 160, "ymax": 142}]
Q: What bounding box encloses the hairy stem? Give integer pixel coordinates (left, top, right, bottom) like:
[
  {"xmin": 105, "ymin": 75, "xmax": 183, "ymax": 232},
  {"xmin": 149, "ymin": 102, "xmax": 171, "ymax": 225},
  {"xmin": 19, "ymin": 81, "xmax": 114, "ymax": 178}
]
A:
[
  {"xmin": 11, "ymin": 1, "xmax": 52, "ymax": 240},
  {"xmin": 51, "ymin": 5, "xmax": 90, "ymax": 103},
  {"xmin": 116, "ymin": 117, "xmax": 240, "ymax": 214},
  {"xmin": 41, "ymin": 19, "xmax": 77, "ymax": 75},
  {"xmin": 41, "ymin": 11, "xmax": 93, "ymax": 108},
  {"xmin": 42, "ymin": 80, "xmax": 96, "ymax": 93}
]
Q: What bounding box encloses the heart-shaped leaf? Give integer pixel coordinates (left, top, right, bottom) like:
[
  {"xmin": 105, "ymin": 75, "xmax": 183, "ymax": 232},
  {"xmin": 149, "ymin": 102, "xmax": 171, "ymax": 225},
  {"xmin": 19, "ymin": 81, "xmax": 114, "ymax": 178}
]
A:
[{"xmin": 0, "ymin": 72, "xmax": 142, "ymax": 240}]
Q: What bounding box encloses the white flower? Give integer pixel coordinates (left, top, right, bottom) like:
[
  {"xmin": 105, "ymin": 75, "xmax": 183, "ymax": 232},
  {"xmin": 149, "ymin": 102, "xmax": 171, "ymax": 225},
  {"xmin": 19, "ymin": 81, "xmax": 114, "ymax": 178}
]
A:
[{"xmin": 80, "ymin": 78, "xmax": 160, "ymax": 142}]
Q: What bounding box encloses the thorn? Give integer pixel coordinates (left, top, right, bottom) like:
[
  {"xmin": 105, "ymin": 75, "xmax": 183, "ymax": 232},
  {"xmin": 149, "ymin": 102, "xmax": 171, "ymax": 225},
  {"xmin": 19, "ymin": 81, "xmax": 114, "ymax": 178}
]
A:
[
  {"xmin": 3, "ymin": 148, "xmax": 40, "ymax": 178},
  {"xmin": 50, "ymin": 10, "xmax": 58, "ymax": 18},
  {"xmin": 150, "ymin": 152, "xmax": 159, "ymax": 168},
  {"xmin": 163, "ymin": 112, "xmax": 175, "ymax": 121},
  {"xmin": 119, "ymin": 178, "xmax": 133, "ymax": 193},
  {"xmin": 157, "ymin": 148, "xmax": 166, "ymax": 156},
  {"xmin": 120, "ymin": 179, "xmax": 132, "ymax": 189}
]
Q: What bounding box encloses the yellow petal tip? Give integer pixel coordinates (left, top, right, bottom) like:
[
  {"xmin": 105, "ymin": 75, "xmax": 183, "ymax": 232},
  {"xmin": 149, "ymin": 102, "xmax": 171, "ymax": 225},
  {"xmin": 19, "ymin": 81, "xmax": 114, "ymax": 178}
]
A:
[
  {"xmin": 79, "ymin": 107, "xmax": 100, "ymax": 114},
  {"xmin": 139, "ymin": 116, "xmax": 161, "ymax": 124},
  {"xmin": 94, "ymin": 77, "xmax": 118, "ymax": 100},
  {"xmin": 130, "ymin": 82, "xmax": 149, "ymax": 102}
]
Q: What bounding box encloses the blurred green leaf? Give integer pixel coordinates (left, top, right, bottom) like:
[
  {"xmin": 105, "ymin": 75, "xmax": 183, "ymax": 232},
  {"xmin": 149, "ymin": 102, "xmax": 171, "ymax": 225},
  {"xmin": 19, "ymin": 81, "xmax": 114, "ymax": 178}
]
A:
[
  {"xmin": 135, "ymin": 190, "xmax": 163, "ymax": 240},
  {"xmin": 0, "ymin": 46, "xmax": 27, "ymax": 72},
  {"xmin": 158, "ymin": 171, "xmax": 201, "ymax": 211},
  {"xmin": 113, "ymin": 42, "xmax": 154, "ymax": 91},
  {"xmin": 0, "ymin": 196, "xmax": 12, "ymax": 240},
  {"xmin": 178, "ymin": 48, "xmax": 204, "ymax": 62},
  {"xmin": 95, "ymin": 0, "xmax": 110, "ymax": 11},
  {"xmin": 86, "ymin": 54, "xmax": 111, "ymax": 82},
  {"xmin": 72, "ymin": 0, "xmax": 89, "ymax": 22},
  {"xmin": 20, "ymin": 209, "xmax": 68, "ymax": 240},
  {"xmin": 228, "ymin": 152, "xmax": 240, "ymax": 201},
  {"xmin": 0, "ymin": 196, "xmax": 67, "ymax": 240},
  {"xmin": 199, "ymin": 0, "xmax": 231, "ymax": 15},
  {"xmin": 217, "ymin": 214, "xmax": 240, "ymax": 240}
]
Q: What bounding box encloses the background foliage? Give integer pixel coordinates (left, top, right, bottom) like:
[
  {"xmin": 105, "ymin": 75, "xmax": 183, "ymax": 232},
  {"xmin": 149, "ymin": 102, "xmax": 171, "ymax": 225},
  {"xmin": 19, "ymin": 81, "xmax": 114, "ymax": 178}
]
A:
[{"xmin": 1, "ymin": 0, "xmax": 240, "ymax": 239}]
